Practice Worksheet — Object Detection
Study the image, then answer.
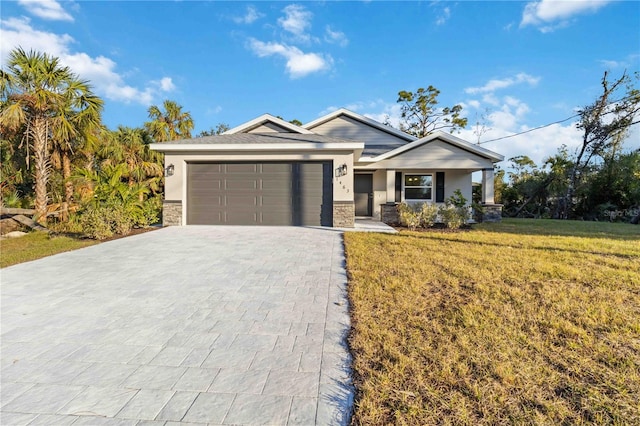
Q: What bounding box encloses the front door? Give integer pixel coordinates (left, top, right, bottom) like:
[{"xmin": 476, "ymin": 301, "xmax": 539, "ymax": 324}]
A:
[{"xmin": 354, "ymin": 174, "xmax": 373, "ymax": 216}]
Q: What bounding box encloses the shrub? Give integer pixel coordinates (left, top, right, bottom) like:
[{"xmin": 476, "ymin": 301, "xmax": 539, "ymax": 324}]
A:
[
  {"xmin": 419, "ymin": 203, "xmax": 439, "ymax": 228},
  {"xmin": 439, "ymin": 189, "xmax": 472, "ymax": 229},
  {"xmin": 75, "ymin": 205, "xmax": 115, "ymax": 240},
  {"xmin": 398, "ymin": 202, "xmax": 421, "ymax": 231}
]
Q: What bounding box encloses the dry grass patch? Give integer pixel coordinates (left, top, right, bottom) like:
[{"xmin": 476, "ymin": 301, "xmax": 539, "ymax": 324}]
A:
[
  {"xmin": 0, "ymin": 232, "xmax": 97, "ymax": 268},
  {"xmin": 345, "ymin": 219, "xmax": 640, "ymax": 425}
]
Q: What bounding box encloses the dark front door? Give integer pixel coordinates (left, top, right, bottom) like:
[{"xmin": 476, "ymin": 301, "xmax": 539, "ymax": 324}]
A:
[{"xmin": 354, "ymin": 174, "xmax": 373, "ymax": 216}]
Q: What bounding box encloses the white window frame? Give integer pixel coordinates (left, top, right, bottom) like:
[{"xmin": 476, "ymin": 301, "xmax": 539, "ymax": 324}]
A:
[{"xmin": 403, "ymin": 173, "xmax": 433, "ymax": 202}]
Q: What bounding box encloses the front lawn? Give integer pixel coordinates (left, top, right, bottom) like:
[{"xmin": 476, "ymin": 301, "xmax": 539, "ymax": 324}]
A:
[
  {"xmin": 345, "ymin": 218, "xmax": 640, "ymax": 425},
  {"xmin": 0, "ymin": 232, "xmax": 97, "ymax": 268}
]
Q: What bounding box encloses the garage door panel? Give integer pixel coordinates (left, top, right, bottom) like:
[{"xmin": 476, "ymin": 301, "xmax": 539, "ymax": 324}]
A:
[
  {"xmin": 226, "ymin": 163, "xmax": 258, "ymax": 173},
  {"xmin": 225, "ymin": 179, "xmax": 259, "ymax": 190},
  {"xmin": 224, "ymin": 211, "xmax": 259, "ymax": 225},
  {"xmin": 261, "ymin": 163, "xmax": 291, "ymax": 173},
  {"xmin": 187, "ymin": 162, "xmax": 332, "ymax": 226}
]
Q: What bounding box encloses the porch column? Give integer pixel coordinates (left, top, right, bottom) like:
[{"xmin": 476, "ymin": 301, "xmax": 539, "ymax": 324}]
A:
[
  {"xmin": 482, "ymin": 168, "xmax": 495, "ymax": 204},
  {"xmin": 386, "ymin": 169, "xmax": 396, "ymax": 203}
]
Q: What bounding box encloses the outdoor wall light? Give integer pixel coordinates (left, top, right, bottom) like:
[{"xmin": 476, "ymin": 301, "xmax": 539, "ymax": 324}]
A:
[
  {"xmin": 335, "ymin": 163, "xmax": 348, "ymax": 177},
  {"xmin": 165, "ymin": 164, "xmax": 175, "ymax": 177}
]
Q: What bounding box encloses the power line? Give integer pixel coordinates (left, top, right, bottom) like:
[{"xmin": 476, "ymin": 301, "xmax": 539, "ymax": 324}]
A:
[
  {"xmin": 478, "ymin": 114, "xmax": 580, "ymax": 144},
  {"xmin": 477, "ymin": 94, "xmax": 639, "ymax": 145}
]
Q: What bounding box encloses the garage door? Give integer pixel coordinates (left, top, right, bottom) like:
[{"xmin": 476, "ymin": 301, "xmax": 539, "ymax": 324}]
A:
[{"xmin": 187, "ymin": 162, "xmax": 333, "ymax": 226}]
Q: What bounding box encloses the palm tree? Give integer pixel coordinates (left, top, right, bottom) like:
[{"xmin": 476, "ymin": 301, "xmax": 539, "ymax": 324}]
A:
[
  {"xmin": 145, "ymin": 100, "xmax": 194, "ymax": 142},
  {"xmin": 51, "ymin": 85, "xmax": 103, "ymax": 217},
  {"xmin": 106, "ymin": 126, "xmax": 163, "ymax": 192},
  {"xmin": 0, "ymin": 48, "xmax": 103, "ymax": 223}
]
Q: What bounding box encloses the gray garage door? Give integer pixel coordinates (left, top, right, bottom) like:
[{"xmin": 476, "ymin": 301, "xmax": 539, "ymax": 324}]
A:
[{"xmin": 187, "ymin": 162, "xmax": 333, "ymax": 226}]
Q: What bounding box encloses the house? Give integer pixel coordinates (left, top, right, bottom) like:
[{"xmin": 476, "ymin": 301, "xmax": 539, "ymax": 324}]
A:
[{"xmin": 150, "ymin": 108, "xmax": 504, "ymax": 227}]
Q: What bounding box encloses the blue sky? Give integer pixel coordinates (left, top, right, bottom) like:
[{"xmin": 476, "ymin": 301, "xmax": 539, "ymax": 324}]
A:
[{"xmin": 1, "ymin": 0, "xmax": 639, "ymax": 167}]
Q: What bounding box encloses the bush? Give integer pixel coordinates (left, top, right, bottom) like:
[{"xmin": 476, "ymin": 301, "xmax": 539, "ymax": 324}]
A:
[
  {"xmin": 439, "ymin": 189, "xmax": 472, "ymax": 229},
  {"xmin": 419, "ymin": 203, "xmax": 439, "ymax": 228},
  {"xmin": 75, "ymin": 205, "xmax": 115, "ymax": 240},
  {"xmin": 398, "ymin": 202, "xmax": 421, "ymax": 231},
  {"xmin": 398, "ymin": 190, "xmax": 472, "ymax": 230}
]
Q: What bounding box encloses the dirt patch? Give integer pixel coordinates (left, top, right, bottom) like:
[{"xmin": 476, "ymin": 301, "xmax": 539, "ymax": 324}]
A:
[
  {"xmin": 101, "ymin": 226, "xmax": 163, "ymax": 242},
  {"xmin": 50, "ymin": 226, "xmax": 163, "ymax": 242}
]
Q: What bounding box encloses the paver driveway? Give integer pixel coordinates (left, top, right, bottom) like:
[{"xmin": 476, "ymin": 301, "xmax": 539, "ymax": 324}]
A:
[{"xmin": 1, "ymin": 226, "xmax": 353, "ymax": 425}]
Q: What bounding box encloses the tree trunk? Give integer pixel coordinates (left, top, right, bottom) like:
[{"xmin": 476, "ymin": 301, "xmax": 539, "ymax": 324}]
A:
[
  {"xmin": 62, "ymin": 150, "xmax": 73, "ymax": 221},
  {"xmin": 32, "ymin": 116, "xmax": 50, "ymax": 224}
]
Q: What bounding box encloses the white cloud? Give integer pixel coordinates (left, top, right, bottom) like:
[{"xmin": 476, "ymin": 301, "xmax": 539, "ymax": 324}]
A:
[
  {"xmin": 521, "ymin": 0, "xmax": 612, "ymax": 32},
  {"xmin": 0, "ymin": 17, "xmax": 173, "ymax": 105},
  {"xmin": 435, "ymin": 6, "xmax": 451, "ymax": 26},
  {"xmin": 324, "ymin": 26, "xmax": 348, "ymax": 47},
  {"xmin": 599, "ymin": 53, "xmax": 640, "ymax": 70},
  {"xmin": 247, "ymin": 38, "xmax": 332, "ymax": 78},
  {"xmin": 278, "ymin": 4, "xmax": 313, "ymax": 42},
  {"xmin": 465, "ymin": 73, "xmax": 540, "ymax": 95},
  {"xmin": 153, "ymin": 77, "xmax": 175, "ymax": 92},
  {"xmin": 18, "ymin": 0, "xmax": 73, "ymax": 21},
  {"xmin": 233, "ymin": 5, "xmax": 263, "ymax": 24},
  {"xmin": 466, "ymin": 100, "xmax": 481, "ymax": 109}
]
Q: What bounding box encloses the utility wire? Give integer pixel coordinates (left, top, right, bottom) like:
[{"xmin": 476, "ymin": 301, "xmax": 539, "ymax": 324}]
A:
[
  {"xmin": 477, "ymin": 94, "xmax": 639, "ymax": 145},
  {"xmin": 478, "ymin": 114, "xmax": 580, "ymax": 144}
]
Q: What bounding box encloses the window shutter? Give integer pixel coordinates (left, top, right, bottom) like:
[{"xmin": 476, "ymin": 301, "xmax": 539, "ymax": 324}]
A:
[
  {"xmin": 395, "ymin": 172, "xmax": 402, "ymax": 202},
  {"xmin": 436, "ymin": 172, "xmax": 445, "ymax": 202}
]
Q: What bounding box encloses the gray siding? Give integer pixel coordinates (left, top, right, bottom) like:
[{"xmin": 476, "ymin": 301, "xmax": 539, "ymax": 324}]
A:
[
  {"xmin": 360, "ymin": 139, "xmax": 494, "ymax": 170},
  {"xmin": 247, "ymin": 122, "xmax": 294, "ymax": 133},
  {"xmin": 310, "ymin": 115, "xmax": 409, "ymax": 147}
]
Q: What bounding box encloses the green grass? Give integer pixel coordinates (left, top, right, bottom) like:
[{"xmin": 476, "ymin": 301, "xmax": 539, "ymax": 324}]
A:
[
  {"xmin": 345, "ymin": 218, "xmax": 640, "ymax": 425},
  {"xmin": 0, "ymin": 232, "xmax": 97, "ymax": 268}
]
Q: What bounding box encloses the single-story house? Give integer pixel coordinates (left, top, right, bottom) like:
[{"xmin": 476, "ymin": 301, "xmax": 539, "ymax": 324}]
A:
[{"xmin": 150, "ymin": 108, "xmax": 504, "ymax": 227}]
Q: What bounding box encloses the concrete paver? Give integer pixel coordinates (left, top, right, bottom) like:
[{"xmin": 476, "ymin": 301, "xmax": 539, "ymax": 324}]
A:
[{"xmin": 1, "ymin": 226, "xmax": 353, "ymax": 425}]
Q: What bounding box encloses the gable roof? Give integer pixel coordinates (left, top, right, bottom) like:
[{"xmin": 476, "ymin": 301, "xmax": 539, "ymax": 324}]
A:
[
  {"xmin": 223, "ymin": 113, "xmax": 314, "ymax": 135},
  {"xmin": 303, "ymin": 108, "xmax": 417, "ymax": 142},
  {"xmin": 359, "ymin": 131, "xmax": 504, "ymax": 163}
]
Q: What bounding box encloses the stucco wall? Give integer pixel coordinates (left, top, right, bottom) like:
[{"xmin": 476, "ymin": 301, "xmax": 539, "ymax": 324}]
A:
[
  {"xmin": 353, "ymin": 169, "xmax": 473, "ymax": 217},
  {"xmin": 371, "ymin": 170, "xmax": 387, "ymax": 220}
]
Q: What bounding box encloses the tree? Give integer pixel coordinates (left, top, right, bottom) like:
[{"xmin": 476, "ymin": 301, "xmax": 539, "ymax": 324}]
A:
[
  {"xmin": 145, "ymin": 100, "xmax": 194, "ymax": 142},
  {"xmin": 99, "ymin": 126, "xmax": 163, "ymax": 198},
  {"xmin": 50, "ymin": 84, "xmax": 103, "ymax": 217},
  {"xmin": 0, "ymin": 48, "xmax": 103, "ymax": 222},
  {"xmin": 197, "ymin": 123, "xmax": 230, "ymax": 137},
  {"xmin": 562, "ymin": 71, "xmax": 640, "ymax": 218},
  {"xmin": 397, "ymin": 86, "xmax": 467, "ymax": 137},
  {"xmin": 472, "ymin": 108, "xmax": 492, "ymax": 144}
]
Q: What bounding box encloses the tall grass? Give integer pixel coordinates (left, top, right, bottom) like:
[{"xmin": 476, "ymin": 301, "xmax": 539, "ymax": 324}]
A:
[{"xmin": 345, "ymin": 219, "xmax": 640, "ymax": 425}]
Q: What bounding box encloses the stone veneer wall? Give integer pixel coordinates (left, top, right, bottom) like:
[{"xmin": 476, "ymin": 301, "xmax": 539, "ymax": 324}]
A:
[
  {"xmin": 333, "ymin": 201, "xmax": 355, "ymax": 228},
  {"xmin": 163, "ymin": 201, "xmax": 182, "ymax": 226},
  {"xmin": 381, "ymin": 203, "xmax": 400, "ymax": 225},
  {"xmin": 481, "ymin": 204, "xmax": 503, "ymax": 222}
]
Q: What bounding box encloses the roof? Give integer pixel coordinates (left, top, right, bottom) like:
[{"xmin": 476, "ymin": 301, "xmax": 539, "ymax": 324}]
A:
[
  {"xmin": 303, "ymin": 108, "xmax": 417, "ymax": 142},
  {"xmin": 149, "ymin": 133, "xmax": 364, "ymax": 153},
  {"xmin": 361, "ymin": 144, "xmax": 404, "ymax": 158},
  {"xmin": 223, "ymin": 113, "xmax": 314, "ymax": 135},
  {"xmin": 358, "ymin": 131, "xmax": 504, "ymax": 163}
]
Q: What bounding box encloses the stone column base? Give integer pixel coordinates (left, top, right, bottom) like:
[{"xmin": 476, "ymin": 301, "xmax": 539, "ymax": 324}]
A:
[
  {"xmin": 333, "ymin": 201, "xmax": 355, "ymax": 227},
  {"xmin": 480, "ymin": 204, "xmax": 503, "ymax": 222},
  {"xmin": 163, "ymin": 201, "xmax": 182, "ymax": 226},
  {"xmin": 381, "ymin": 203, "xmax": 400, "ymax": 225}
]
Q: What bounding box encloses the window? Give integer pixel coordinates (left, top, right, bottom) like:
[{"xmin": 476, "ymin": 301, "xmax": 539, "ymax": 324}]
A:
[{"xmin": 404, "ymin": 174, "xmax": 432, "ymax": 200}]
